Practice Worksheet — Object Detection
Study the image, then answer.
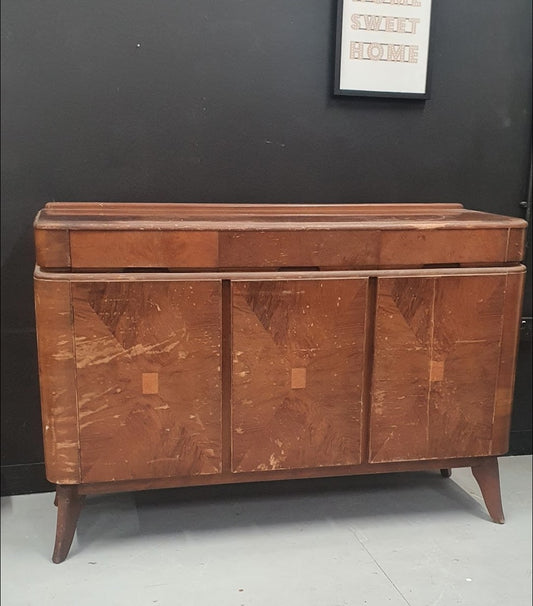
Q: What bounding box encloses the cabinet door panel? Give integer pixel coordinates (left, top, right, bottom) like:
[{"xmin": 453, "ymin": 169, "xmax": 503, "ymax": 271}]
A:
[
  {"xmin": 370, "ymin": 273, "xmax": 522, "ymax": 462},
  {"xmin": 231, "ymin": 278, "xmax": 368, "ymax": 472},
  {"xmin": 73, "ymin": 281, "xmax": 222, "ymax": 483}
]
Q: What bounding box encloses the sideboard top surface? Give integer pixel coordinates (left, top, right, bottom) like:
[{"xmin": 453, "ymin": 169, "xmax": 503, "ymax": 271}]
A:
[
  {"xmin": 35, "ymin": 202, "xmax": 526, "ymax": 231},
  {"xmin": 34, "ymin": 203, "xmax": 527, "ymax": 269}
]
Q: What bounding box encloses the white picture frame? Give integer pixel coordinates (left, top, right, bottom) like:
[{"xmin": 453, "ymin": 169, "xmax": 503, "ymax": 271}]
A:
[{"xmin": 335, "ymin": 0, "xmax": 433, "ymax": 98}]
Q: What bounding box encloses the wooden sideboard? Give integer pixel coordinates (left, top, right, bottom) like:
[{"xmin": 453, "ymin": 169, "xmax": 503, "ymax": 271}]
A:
[{"xmin": 34, "ymin": 202, "xmax": 527, "ymax": 563}]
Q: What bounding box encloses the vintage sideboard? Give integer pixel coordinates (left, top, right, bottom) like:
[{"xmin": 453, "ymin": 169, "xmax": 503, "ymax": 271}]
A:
[{"xmin": 34, "ymin": 202, "xmax": 527, "ymax": 563}]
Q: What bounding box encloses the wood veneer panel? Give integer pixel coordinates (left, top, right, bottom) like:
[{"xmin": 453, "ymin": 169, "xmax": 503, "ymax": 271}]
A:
[
  {"xmin": 491, "ymin": 269, "xmax": 526, "ymax": 452},
  {"xmin": 69, "ymin": 230, "xmax": 218, "ymax": 268},
  {"xmin": 370, "ymin": 273, "xmax": 510, "ymax": 462},
  {"xmin": 380, "ymin": 229, "xmax": 509, "ymax": 265},
  {"xmin": 34, "ymin": 279, "xmax": 80, "ymax": 483},
  {"xmin": 220, "ymin": 231, "xmax": 381, "ymax": 268},
  {"xmin": 370, "ymin": 277, "xmax": 435, "ymax": 462},
  {"xmin": 220, "ymin": 228, "xmax": 517, "ymax": 269},
  {"xmin": 427, "ymin": 275, "xmax": 506, "ymax": 458},
  {"xmin": 72, "ymin": 280, "xmax": 222, "ymax": 483},
  {"xmin": 506, "ymin": 228, "xmax": 526, "ymax": 262},
  {"xmin": 231, "ymin": 278, "xmax": 368, "ymax": 472}
]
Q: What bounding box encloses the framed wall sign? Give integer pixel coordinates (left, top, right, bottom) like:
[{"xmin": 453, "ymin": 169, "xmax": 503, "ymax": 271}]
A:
[{"xmin": 335, "ymin": 0, "xmax": 433, "ymax": 98}]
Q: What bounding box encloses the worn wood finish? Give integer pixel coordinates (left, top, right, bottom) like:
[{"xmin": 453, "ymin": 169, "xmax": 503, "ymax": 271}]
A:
[
  {"xmin": 220, "ymin": 230, "xmax": 381, "ymax": 269},
  {"xmin": 220, "ymin": 228, "xmax": 516, "ymax": 269},
  {"xmin": 369, "ymin": 273, "xmax": 517, "ymax": 463},
  {"xmin": 35, "ymin": 202, "xmax": 527, "ymax": 270},
  {"xmin": 72, "ymin": 280, "xmax": 222, "ymax": 483},
  {"xmin": 231, "ymin": 279, "xmax": 368, "ymax": 472},
  {"xmin": 471, "ymin": 457, "xmax": 505, "ymax": 524},
  {"xmin": 33, "ymin": 202, "xmax": 527, "ymax": 561},
  {"xmin": 34, "ymin": 279, "xmax": 80, "ymax": 484},
  {"xmin": 34, "ymin": 228, "xmax": 70, "ymax": 268},
  {"xmin": 52, "ymin": 485, "xmax": 84, "ymax": 564},
  {"xmin": 70, "ymin": 230, "xmax": 219, "ymax": 269},
  {"xmin": 379, "ymin": 229, "xmax": 510, "ymax": 266},
  {"xmin": 36, "ymin": 202, "xmax": 525, "ymax": 231},
  {"xmin": 492, "ymin": 270, "xmax": 526, "ymax": 453},
  {"xmin": 506, "ymin": 228, "xmax": 526, "ymax": 262},
  {"xmin": 34, "ymin": 264, "xmax": 527, "ymax": 284}
]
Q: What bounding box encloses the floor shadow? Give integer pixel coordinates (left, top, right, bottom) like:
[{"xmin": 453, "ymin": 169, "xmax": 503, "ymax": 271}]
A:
[{"xmin": 75, "ymin": 471, "xmax": 488, "ymax": 551}]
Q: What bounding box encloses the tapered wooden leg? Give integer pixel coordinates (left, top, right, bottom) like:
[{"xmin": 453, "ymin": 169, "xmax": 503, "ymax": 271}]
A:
[
  {"xmin": 440, "ymin": 468, "xmax": 452, "ymax": 478},
  {"xmin": 52, "ymin": 485, "xmax": 84, "ymax": 563},
  {"xmin": 471, "ymin": 457, "xmax": 505, "ymax": 524}
]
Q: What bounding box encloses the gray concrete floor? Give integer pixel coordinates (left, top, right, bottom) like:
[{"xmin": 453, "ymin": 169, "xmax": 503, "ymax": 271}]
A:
[{"xmin": 1, "ymin": 456, "xmax": 531, "ymax": 606}]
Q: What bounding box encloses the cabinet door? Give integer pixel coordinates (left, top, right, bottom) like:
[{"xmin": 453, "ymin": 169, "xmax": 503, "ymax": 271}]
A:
[
  {"xmin": 370, "ymin": 272, "xmax": 524, "ymax": 463},
  {"xmin": 72, "ymin": 280, "xmax": 222, "ymax": 483},
  {"xmin": 231, "ymin": 278, "xmax": 368, "ymax": 472}
]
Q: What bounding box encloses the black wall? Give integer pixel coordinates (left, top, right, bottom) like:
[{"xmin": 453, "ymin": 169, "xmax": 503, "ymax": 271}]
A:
[{"xmin": 1, "ymin": 0, "xmax": 531, "ymax": 495}]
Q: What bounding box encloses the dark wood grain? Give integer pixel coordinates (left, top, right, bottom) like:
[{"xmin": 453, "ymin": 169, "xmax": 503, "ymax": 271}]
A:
[
  {"xmin": 471, "ymin": 457, "xmax": 505, "ymax": 523},
  {"xmin": 72, "ymin": 280, "xmax": 222, "ymax": 483},
  {"xmin": 52, "ymin": 485, "xmax": 84, "ymax": 563},
  {"xmin": 231, "ymin": 278, "xmax": 368, "ymax": 472}
]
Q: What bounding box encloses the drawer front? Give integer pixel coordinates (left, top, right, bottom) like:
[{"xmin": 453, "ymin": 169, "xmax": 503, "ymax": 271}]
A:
[
  {"xmin": 231, "ymin": 278, "xmax": 369, "ymax": 472},
  {"xmin": 70, "ymin": 230, "xmax": 219, "ymax": 268},
  {"xmin": 64, "ymin": 227, "xmax": 520, "ymax": 270},
  {"xmin": 72, "ymin": 280, "xmax": 222, "ymax": 483},
  {"xmin": 369, "ymin": 270, "xmax": 524, "ymax": 463},
  {"xmin": 220, "ymin": 231, "xmax": 380, "ymax": 268},
  {"xmin": 219, "ymin": 228, "xmax": 514, "ymax": 269}
]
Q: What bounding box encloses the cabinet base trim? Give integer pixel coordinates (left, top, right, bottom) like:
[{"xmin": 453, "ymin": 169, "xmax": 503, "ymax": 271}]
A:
[{"xmin": 78, "ymin": 456, "xmax": 498, "ymax": 496}]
